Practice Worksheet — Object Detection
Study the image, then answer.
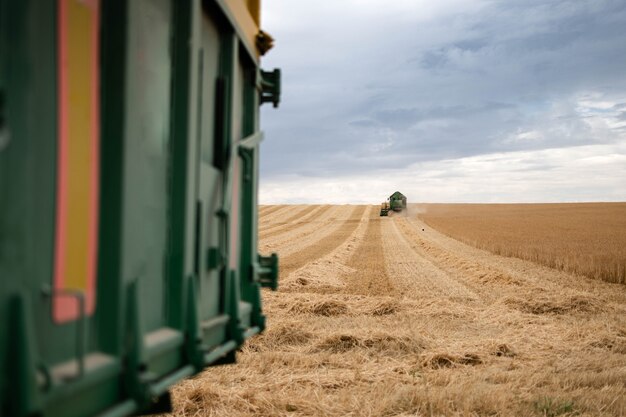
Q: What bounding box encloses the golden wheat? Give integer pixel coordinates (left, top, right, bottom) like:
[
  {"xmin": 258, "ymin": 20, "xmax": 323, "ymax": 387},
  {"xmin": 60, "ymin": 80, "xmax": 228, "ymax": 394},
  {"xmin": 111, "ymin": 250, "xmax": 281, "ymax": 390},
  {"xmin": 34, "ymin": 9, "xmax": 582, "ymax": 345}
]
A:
[
  {"xmin": 166, "ymin": 205, "xmax": 626, "ymax": 417},
  {"xmin": 415, "ymin": 203, "xmax": 626, "ymax": 284}
]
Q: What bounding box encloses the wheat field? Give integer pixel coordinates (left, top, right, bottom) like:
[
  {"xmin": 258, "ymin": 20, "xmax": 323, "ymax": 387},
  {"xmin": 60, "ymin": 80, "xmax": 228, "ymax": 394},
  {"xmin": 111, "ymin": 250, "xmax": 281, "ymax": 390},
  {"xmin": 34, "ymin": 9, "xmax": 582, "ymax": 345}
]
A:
[
  {"xmin": 415, "ymin": 203, "xmax": 626, "ymax": 284},
  {"xmin": 166, "ymin": 204, "xmax": 626, "ymax": 417}
]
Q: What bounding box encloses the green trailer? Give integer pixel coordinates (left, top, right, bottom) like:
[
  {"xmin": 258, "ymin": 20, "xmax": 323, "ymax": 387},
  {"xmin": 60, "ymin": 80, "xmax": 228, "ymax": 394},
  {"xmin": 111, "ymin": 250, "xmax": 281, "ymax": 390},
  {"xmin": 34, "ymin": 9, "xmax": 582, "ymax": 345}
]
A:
[{"xmin": 0, "ymin": 0, "xmax": 279, "ymax": 416}]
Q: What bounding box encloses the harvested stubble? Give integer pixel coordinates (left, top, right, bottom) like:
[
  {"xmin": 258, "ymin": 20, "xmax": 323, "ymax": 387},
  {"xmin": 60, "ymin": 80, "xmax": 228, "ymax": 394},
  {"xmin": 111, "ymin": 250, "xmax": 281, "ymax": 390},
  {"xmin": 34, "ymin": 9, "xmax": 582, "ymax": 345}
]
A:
[
  {"xmin": 415, "ymin": 202, "xmax": 626, "ymax": 284},
  {"xmin": 278, "ymin": 293, "xmax": 402, "ymax": 317},
  {"xmin": 168, "ymin": 204, "xmax": 626, "ymax": 417}
]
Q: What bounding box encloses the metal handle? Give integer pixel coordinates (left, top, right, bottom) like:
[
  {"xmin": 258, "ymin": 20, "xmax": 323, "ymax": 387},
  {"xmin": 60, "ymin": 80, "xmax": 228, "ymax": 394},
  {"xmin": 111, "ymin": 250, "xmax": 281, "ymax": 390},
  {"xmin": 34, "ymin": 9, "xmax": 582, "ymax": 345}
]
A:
[
  {"xmin": 41, "ymin": 286, "xmax": 87, "ymax": 378},
  {"xmin": 260, "ymin": 69, "xmax": 281, "ymax": 108}
]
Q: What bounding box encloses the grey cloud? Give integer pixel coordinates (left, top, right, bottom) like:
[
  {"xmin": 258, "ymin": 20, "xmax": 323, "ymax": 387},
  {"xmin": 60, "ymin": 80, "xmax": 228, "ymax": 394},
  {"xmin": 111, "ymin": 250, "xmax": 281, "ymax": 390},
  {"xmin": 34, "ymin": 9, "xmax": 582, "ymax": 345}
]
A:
[
  {"xmin": 452, "ymin": 38, "xmax": 489, "ymax": 52},
  {"xmin": 370, "ymin": 108, "xmax": 421, "ymax": 129},
  {"xmin": 419, "ymin": 50, "xmax": 451, "ymax": 70},
  {"xmin": 259, "ymin": 0, "xmax": 626, "ymax": 182},
  {"xmin": 348, "ymin": 119, "xmax": 377, "ymax": 128}
]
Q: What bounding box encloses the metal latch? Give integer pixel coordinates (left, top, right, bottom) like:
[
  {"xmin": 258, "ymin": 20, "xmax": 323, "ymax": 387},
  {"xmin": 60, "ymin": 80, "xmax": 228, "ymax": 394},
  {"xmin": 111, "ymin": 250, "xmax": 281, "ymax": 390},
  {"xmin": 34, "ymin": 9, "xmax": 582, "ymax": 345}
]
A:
[
  {"xmin": 260, "ymin": 69, "xmax": 281, "ymax": 108},
  {"xmin": 256, "ymin": 253, "xmax": 278, "ymax": 291},
  {"xmin": 40, "ymin": 287, "xmax": 87, "ymax": 380}
]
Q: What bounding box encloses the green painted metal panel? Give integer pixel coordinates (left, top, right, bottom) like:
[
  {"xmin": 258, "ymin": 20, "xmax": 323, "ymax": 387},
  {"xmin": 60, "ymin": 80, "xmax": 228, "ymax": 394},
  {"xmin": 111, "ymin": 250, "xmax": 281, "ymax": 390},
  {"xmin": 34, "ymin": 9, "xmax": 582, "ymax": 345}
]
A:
[
  {"xmin": 195, "ymin": 9, "xmax": 229, "ymax": 350},
  {"xmin": 1, "ymin": 0, "xmax": 69, "ymax": 368},
  {"xmin": 166, "ymin": 0, "xmax": 192, "ymax": 332},
  {"xmin": 0, "ymin": 0, "xmax": 104, "ymax": 396},
  {"xmin": 237, "ymin": 57, "xmax": 266, "ymax": 331},
  {"xmin": 0, "ymin": 1, "xmax": 129, "ymax": 415},
  {"xmin": 1, "ymin": 0, "xmax": 280, "ymax": 414},
  {"xmin": 123, "ymin": 0, "xmax": 172, "ymax": 333},
  {"xmin": 98, "ymin": 0, "xmax": 129, "ymax": 359},
  {"xmin": 44, "ymin": 377, "xmax": 120, "ymax": 417},
  {"xmin": 198, "ymin": 10, "xmax": 223, "ymax": 321}
]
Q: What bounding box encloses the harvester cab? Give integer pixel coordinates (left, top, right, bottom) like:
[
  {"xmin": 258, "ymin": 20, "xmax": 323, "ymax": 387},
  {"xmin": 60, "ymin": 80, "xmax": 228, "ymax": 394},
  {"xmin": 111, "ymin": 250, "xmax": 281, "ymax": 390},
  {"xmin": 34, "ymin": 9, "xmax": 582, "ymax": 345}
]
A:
[
  {"xmin": 380, "ymin": 191, "xmax": 407, "ymax": 216},
  {"xmin": 389, "ymin": 191, "xmax": 407, "ymax": 212}
]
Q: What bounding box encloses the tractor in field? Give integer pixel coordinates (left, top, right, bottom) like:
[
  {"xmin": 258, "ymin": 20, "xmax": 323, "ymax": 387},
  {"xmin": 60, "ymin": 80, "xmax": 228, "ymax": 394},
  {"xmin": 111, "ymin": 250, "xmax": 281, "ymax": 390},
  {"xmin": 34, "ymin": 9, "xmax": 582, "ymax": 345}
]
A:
[{"xmin": 380, "ymin": 191, "xmax": 407, "ymax": 216}]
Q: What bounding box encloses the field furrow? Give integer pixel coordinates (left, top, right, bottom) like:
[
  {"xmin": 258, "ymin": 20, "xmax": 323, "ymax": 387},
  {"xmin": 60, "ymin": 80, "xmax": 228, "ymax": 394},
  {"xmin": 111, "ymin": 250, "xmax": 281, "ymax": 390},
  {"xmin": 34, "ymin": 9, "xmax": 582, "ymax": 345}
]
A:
[
  {"xmin": 281, "ymin": 206, "xmax": 372, "ymax": 292},
  {"xmin": 401, "ymin": 215, "xmax": 626, "ymax": 310},
  {"xmin": 258, "ymin": 205, "xmax": 296, "ymax": 226},
  {"xmin": 258, "ymin": 205, "xmax": 283, "ymax": 217},
  {"xmin": 259, "ymin": 205, "xmax": 316, "ymax": 232},
  {"xmin": 258, "ymin": 205, "xmax": 277, "ymax": 216},
  {"xmin": 260, "ymin": 206, "xmax": 350, "ymax": 257},
  {"xmin": 278, "ymin": 206, "xmax": 367, "ymax": 278},
  {"xmin": 260, "ymin": 205, "xmax": 332, "ymax": 240},
  {"xmin": 381, "ymin": 217, "xmax": 480, "ymax": 301},
  {"xmin": 415, "ymin": 203, "xmax": 626, "ymax": 284},
  {"xmin": 394, "ymin": 217, "xmax": 522, "ymax": 303},
  {"xmin": 341, "ymin": 209, "xmax": 392, "ymax": 296},
  {"xmin": 170, "ymin": 204, "xmax": 626, "ymax": 417}
]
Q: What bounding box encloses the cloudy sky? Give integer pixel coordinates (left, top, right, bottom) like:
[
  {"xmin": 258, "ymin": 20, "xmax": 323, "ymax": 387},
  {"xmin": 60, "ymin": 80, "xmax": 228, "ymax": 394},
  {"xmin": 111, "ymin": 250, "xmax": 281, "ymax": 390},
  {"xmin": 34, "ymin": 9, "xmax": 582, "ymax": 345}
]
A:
[{"xmin": 258, "ymin": 0, "xmax": 626, "ymax": 204}]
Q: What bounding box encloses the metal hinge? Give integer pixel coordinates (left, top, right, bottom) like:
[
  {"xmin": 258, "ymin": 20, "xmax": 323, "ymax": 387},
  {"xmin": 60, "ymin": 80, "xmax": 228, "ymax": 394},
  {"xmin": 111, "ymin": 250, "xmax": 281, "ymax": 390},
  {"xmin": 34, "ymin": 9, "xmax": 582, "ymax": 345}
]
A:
[
  {"xmin": 256, "ymin": 253, "xmax": 278, "ymax": 291},
  {"xmin": 260, "ymin": 69, "xmax": 281, "ymax": 108}
]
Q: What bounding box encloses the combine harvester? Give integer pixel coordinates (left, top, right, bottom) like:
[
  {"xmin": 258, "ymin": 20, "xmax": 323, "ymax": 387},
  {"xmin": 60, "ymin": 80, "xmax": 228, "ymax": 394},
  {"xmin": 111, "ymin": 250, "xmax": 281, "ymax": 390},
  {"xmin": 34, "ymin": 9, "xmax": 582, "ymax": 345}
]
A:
[{"xmin": 380, "ymin": 191, "xmax": 407, "ymax": 216}]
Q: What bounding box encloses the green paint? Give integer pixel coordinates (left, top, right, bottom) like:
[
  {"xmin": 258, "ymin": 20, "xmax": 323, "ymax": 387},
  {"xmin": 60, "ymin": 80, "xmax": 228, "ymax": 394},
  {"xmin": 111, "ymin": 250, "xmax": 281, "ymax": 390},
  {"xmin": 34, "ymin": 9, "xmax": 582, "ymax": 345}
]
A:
[
  {"xmin": 0, "ymin": 0, "xmax": 280, "ymax": 415},
  {"xmin": 389, "ymin": 191, "xmax": 407, "ymax": 211}
]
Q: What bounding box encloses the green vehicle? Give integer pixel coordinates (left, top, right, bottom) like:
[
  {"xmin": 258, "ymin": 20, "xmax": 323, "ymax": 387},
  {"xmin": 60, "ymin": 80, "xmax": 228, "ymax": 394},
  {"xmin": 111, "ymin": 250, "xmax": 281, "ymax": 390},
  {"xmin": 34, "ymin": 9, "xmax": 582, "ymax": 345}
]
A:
[
  {"xmin": 0, "ymin": 0, "xmax": 279, "ymax": 416},
  {"xmin": 380, "ymin": 191, "xmax": 407, "ymax": 216},
  {"xmin": 390, "ymin": 191, "xmax": 408, "ymax": 212}
]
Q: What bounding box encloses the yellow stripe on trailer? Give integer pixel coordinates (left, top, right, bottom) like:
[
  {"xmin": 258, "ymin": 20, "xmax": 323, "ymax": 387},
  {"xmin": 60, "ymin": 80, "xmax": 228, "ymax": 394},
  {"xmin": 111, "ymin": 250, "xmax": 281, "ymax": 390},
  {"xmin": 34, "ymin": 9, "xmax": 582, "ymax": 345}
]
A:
[
  {"xmin": 220, "ymin": 0, "xmax": 273, "ymax": 59},
  {"xmin": 54, "ymin": 0, "xmax": 100, "ymax": 323},
  {"xmin": 247, "ymin": 0, "xmax": 261, "ymax": 26}
]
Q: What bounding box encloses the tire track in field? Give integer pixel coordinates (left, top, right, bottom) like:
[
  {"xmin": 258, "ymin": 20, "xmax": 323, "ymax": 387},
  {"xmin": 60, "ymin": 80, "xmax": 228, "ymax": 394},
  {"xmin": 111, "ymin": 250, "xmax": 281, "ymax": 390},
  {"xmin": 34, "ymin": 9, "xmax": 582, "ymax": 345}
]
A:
[
  {"xmin": 259, "ymin": 205, "xmax": 314, "ymax": 232},
  {"xmin": 393, "ymin": 217, "xmax": 508, "ymax": 302},
  {"xmin": 278, "ymin": 206, "xmax": 367, "ymax": 279},
  {"xmin": 260, "ymin": 205, "xmax": 331, "ymax": 239},
  {"xmin": 342, "ymin": 208, "xmax": 393, "ymax": 296},
  {"xmin": 380, "ymin": 217, "xmax": 480, "ymax": 301},
  {"xmin": 280, "ymin": 206, "xmax": 372, "ymax": 292},
  {"xmin": 399, "ymin": 216, "xmax": 531, "ymax": 296},
  {"xmin": 259, "ymin": 205, "xmax": 282, "ymax": 217},
  {"xmin": 261, "ymin": 205, "xmax": 321, "ymax": 230},
  {"xmin": 258, "ymin": 205, "xmax": 276, "ymax": 216},
  {"xmin": 174, "ymin": 205, "xmax": 626, "ymax": 417},
  {"xmin": 401, "ymin": 216, "xmax": 623, "ymax": 311},
  {"xmin": 260, "ymin": 206, "xmax": 345, "ymax": 255},
  {"xmin": 396, "ymin": 216, "xmax": 605, "ymax": 305},
  {"xmin": 259, "ymin": 205, "xmax": 296, "ymax": 226}
]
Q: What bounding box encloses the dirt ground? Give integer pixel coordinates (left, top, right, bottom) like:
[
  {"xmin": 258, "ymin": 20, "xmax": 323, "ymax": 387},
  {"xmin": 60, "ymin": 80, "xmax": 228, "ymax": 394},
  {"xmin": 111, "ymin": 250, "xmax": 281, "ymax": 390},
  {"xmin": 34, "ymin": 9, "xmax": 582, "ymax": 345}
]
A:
[{"xmin": 169, "ymin": 204, "xmax": 626, "ymax": 417}]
